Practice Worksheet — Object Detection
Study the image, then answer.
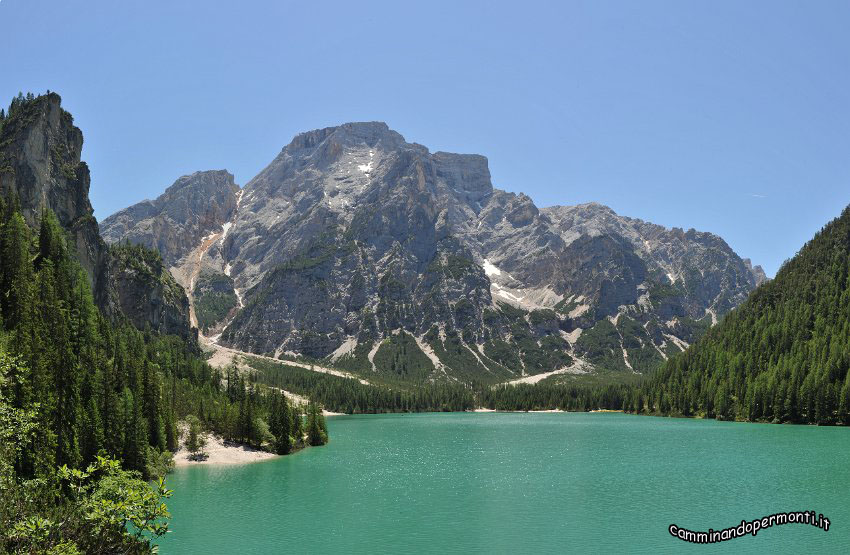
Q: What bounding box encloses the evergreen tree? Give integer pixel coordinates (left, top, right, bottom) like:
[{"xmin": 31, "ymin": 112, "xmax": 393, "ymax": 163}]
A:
[
  {"xmin": 142, "ymin": 360, "xmax": 166, "ymax": 451},
  {"xmin": 2, "ymin": 213, "xmax": 34, "ymax": 356},
  {"xmin": 269, "ymin": 392, "xmax": 294, "ymax": 454},
  {"xmin": 306, "ymin": 402, "xmax": 328, "ymax": 446},
  {"xmin": 185, "ymin": 415, "xmax": 207, "ymax": 460}
]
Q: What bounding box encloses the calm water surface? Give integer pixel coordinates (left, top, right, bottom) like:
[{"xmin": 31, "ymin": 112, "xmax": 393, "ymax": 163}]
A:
[{"xmin": 157, "ymin": 413, "xmax": 849, "ymax": 553}]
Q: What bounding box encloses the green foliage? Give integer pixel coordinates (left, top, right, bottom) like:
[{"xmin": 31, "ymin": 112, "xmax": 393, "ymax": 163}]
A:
[
  {"xmin": 1, "ymin": 352, "xmax": 172, "ymax": 553},
  {"xmin": 481, "ymin": 382, "xmax": 630, "ymax": 412},
  {"xmin": 575, "ymin": 319, "xmax": 628, "ymax": 372},
  {"xmin": 306, "ymin": 402, "xmax": 328, "ymax": 446},
  {"xmin": 245, "ymin": 356, "xmax": 476, "ymax": 413},
  {"xmin": 428, "ymin": 253, "xmax": 475, "ymax": 280},
  {"xmin": 0, "ymin": 200, "xmax": 329, "ymax": 550},
  {"xmin": 268, "ymin": 391, "xmax": 296, "ymax": 454},
  {"xmin": 482, "ymin": 338, "xmax": 522, "ymax": 370},
  {"xmin": 372, "ymin": 332, "xmax": 435, "ymax": 381},
  {"xmin": 423, "ymin": 327, "xmax": 513, "ymax": 385},
  {"xmin": 63, "ymin": 457, "xmax": 172, "ymax": 549},
  {"xmin": 184, "ymin": 415, "xmax": 207, "ymax": 459},
  {"xmin": 648, "ymin": 280, "xmax": 684, "ymax": 302},
  {"xmin": 616, "ymin": 316, "xmax": 664, "ymax": 374},
  {"xmin": 635, "ymin": 205, "xmax": 850, "ymax": 424},
  {"xmin": 528, "ymin": 309, "xmax": 557, "ymax": 326},
  {"xmin": 110, "ymin": 241, "xmax": 186, "ymax": 305},
  {"xmin": 193, "ymin": 272, "xmax": 237, "ymax": 332},
  {"xmin": 493, "ymin": 303, "xmax": 573, "ymax": 374},
  {"xmin": 553, "ymin": 297, "xmax": 579, "ymax": 315},
  {"xmin": 145, "ymin": 447, "xmax": 174, "ymax": 480}
]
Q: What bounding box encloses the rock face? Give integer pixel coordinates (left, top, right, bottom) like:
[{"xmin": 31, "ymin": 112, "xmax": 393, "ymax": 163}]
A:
[
  {"xmin": 0, "ymin": 93, "xmax": 193, "ymax": 342},
  {"xmin": 100, "ymin": 170, "xmax": 239, "ymax": 266},
  {"xmin": 109, "ymin": 244, "xmax": 194, "ymax": 342},
  {"xmin": 0, "ymin": 92, "xmax": 112, "ymax": 311},
  {"xmin": 105, "ymin": 121, "xmax": 766, "ymax": 382}
]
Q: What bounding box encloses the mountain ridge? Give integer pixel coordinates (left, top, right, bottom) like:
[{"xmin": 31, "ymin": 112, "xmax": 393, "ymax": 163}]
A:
[{"xmin": 102, "ymin": 121, "xmax": 766, "ymax": 383}]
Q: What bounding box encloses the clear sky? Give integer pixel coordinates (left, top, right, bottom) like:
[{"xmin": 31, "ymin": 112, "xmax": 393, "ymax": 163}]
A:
[{"xmin": 1, "ymin": 0, "xmax": 848, "ymax": 276}]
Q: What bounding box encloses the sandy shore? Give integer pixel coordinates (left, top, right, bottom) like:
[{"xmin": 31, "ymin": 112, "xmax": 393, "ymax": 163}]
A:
[{"xmin": 173, "ymin": 431, "xmax": 277, "ymax": 467}]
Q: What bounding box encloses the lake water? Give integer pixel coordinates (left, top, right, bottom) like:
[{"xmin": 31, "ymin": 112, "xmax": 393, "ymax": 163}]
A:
[{"xmin": 157, "ymin": 412, "xmax": 849, "ymax": 553}]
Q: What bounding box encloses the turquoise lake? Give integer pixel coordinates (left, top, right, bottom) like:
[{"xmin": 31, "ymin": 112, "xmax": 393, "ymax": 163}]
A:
[{"xmin": 157, "ymin": 412, "xmax": 849, "ymax": 553}]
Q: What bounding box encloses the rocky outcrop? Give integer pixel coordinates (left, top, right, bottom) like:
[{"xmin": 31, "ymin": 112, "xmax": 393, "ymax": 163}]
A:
[
  {"xmin": 105, "ymin": 121, "xmax": 766, "ymax": 382},
  {"xmin": 100, "ymin": 170, "xmax": 240, "ymax": 266},
  {"xmin": 541, "ymin": 202, "xmax": 766, "ymax": 317},
  {"xmin": 0, "ymin": 92, "xmax": 193, "ymax": 341},
  {"xmin": 0, "ymin": 92, "xmax": 113, "ymax": 312},
  {"xmin": 109, "ymin": 243, "xmax": 195, "ymax": 343}
]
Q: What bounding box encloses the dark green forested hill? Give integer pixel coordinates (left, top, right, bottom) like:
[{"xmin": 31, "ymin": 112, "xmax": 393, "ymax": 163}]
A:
[
  {"xmin": 0, "ymin": 93, "xmax": 327, "ymax": 554},
  {"xmin": 0, "ymin": 201, "xmax": 326, "ymax": 553},
  {"xmin": 628, "ymin": 205, "xmax": 850, "ymax": 424}
]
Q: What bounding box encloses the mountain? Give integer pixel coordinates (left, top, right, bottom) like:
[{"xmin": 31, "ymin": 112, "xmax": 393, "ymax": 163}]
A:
[
  {"xmin": 100, "ymin": 170, "xmax": 241, "ymax": 332},
  {"xmin": 0, "ymin": 92, "xmax": 193, "ymax": 342},
  {"xmin": 633, "ymin": 205, "xmax": 850, "ymax": 424},
  {"xmin": 103, "ymin": 122, "xmax": 765, "ymax": 383},
  {"xmin": 100, "ymin": 170, "xmax": 240, "ymax": 267}
]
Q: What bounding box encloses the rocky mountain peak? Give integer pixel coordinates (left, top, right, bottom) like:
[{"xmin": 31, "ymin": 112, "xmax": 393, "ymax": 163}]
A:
[
  {"xmin": 164, "ymin": 169, "xmax": 234, "ymax": 195},
  {"xmin": 287, "ymin": 121, "xmax": 402, "ymax": 150},
  {"xmin": 100, "ymin": 169, "xmax": 240, "ymax": 267},
  {"xmin": 0, "ymin": 94, "xmax": 87, "ymax": 222},
  {"xmin": 105, "ymin": 121, "xmax": 768, "ymax": 382},
  {"xmin": 742, "ymin": 258, "xmax": 768, "ymax": 285},
  {"xmin": 433, "ymin": 152, "xmax": 493, "ymax": 203},
  {"xmin": 278, "ymin": 121, "xmax": 413, "ymax": 172}
]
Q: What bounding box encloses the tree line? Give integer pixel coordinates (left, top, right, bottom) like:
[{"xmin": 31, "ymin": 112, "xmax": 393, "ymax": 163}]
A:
[{"xmin": 246, "ymin": 357, "xmax": 476, "ymax": 413}]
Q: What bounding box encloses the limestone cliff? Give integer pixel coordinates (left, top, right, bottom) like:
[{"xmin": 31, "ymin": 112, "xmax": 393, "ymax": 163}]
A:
[{"xmin": 0, "ymin": 92, "xmax": 193, "ymax": 342}]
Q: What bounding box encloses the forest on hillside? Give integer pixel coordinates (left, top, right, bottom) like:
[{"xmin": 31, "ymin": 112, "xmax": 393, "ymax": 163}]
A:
[
  {"xmin": 625, "ymin": 205, "xmax": 850, "ymax": 425},
  {"xmin": 0, "ymin": 191, "xmax": 326, "ymax": 553}
]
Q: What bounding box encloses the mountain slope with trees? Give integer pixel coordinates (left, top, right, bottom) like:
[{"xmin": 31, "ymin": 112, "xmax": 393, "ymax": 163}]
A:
[
  {"xmin": 630, "ymin": 205, "xmax": 850, "ymax": 424},
  {"xmin": 0, "ymin": 92, "xmax": 328, "ymax": 553}
]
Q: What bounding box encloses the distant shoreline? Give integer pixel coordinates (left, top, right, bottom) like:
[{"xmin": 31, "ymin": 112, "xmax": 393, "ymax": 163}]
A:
[{"xmin": 470, "ymin": 408, "xmax": 624, "ymax": 414}]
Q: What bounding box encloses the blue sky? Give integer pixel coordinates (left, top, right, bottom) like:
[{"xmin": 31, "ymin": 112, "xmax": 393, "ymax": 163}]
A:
[{"xmin": 1, "ymin": 0, "xmax": 848, "ymax": 276}]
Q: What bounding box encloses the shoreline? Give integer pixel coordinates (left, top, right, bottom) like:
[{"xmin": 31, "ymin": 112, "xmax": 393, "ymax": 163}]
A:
[
  {"xmin": 169, "ymin": 410, "xmax": 818, "ymax": 470},
  {"xmin": 472, "ymin": 408, "xmax": 625, "ymax": 414},
  {"xmin": 173, "ymin": 432, "xmax": 278, "ymax": 467}
]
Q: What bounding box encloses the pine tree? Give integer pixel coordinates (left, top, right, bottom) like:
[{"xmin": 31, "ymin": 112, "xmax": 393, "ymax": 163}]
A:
[
  {"xmin": 185, "ymin": 415, "xmax": 207, "ymax": 460},
  {"xmin": 306, "ymin": 402, "xmax": 328, "ymax": 446},
  {"xmin": 102, "ymin": 343, "xmax": 123, "ymax": 459},
  {"xmin": 291, "ymin": 404, "xmax": 304, "ymax": 446},
  {"xmin": 142, "ymin": 360, "xmax": 166, "ymax": 451},
  {"xmin": 2, "ymin": 213, "xmax": 34, "ymax": 354},
  {"xmin": 270, "ymin": 392, "xmax": 293, "ymax": 455}
]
